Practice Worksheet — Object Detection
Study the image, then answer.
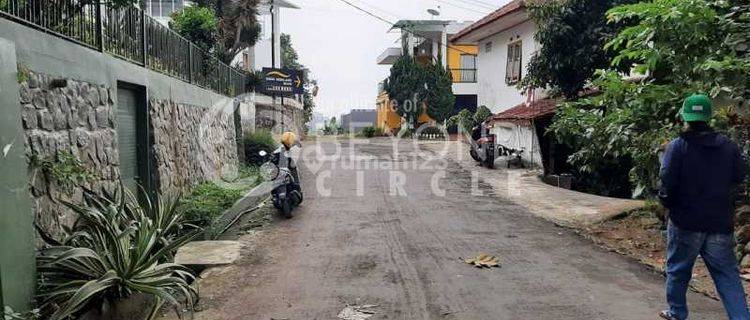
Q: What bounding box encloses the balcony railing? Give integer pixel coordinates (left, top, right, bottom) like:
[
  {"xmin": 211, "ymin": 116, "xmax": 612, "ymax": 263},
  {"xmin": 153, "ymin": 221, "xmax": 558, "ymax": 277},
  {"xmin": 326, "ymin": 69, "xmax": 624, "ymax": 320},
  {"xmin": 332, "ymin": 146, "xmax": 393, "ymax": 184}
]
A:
[
  {"xmin": 0, "ymin": 0, "xmax": 247, "ymax": 97},
  {"xmin": 450, "ymin": 68, "xmax": 477, "ymax": 83}
]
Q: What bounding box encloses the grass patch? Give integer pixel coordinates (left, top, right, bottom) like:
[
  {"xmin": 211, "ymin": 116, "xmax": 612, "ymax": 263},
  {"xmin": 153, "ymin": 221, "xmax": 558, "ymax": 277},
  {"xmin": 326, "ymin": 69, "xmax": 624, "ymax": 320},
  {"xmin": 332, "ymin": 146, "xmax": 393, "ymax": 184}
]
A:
[
  {"xmin": 181, "ymin": 165, "xmax": 262, "ymax": 235},
  {"xmin": 182, "ymin": 182, "xmax": 244, "ymax": 229}
]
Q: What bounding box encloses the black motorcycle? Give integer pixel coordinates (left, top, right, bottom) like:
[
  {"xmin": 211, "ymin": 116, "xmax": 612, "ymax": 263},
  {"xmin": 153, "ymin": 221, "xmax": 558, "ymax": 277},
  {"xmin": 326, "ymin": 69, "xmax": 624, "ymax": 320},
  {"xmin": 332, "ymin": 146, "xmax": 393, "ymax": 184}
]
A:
[
  {"xmin": 258, "ymin": 145, "xmax": 303, "ymax": 218},
  {"xmin": 498, "ymin": 145, "xmax": 525, "ymax": 169},
  {"xmin": 469, "ymin": 125, "xmax": 496, "ymax": 169}
]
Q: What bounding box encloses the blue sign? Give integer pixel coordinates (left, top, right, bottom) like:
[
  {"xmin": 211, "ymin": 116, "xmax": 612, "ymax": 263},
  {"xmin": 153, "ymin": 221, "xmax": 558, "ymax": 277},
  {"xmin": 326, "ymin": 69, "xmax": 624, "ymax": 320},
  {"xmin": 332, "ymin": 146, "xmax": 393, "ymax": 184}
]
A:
[{"xmin": 261, "ymin": 68, "xmax": 304, "ymax": 95}]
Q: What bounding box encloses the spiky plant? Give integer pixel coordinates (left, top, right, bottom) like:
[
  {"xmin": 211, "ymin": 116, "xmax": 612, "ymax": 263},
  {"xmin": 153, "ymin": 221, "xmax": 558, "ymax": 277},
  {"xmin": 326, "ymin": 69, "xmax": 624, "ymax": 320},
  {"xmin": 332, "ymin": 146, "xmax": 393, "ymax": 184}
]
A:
[{"xmin": 35, "ymin": 187, "xmax": 201, "ymax": 320}]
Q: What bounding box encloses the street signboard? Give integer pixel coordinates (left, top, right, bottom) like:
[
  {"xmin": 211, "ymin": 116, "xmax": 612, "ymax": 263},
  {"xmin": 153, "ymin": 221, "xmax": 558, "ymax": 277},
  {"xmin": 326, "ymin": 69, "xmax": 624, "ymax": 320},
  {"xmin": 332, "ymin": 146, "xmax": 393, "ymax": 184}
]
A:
[{"xmin": 261, "ymin": 68, "xmax": 304, "ymax": 95}]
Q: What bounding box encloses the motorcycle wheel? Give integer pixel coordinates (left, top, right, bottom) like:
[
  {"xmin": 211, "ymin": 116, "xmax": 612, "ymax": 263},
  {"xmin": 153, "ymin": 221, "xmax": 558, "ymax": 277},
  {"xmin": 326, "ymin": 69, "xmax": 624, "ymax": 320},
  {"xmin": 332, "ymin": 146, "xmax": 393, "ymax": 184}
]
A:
[
  {"xmin": 281, "ymin": 197, "xmax": 293, "ymax": 219},
  {"xmin": 469, "ymin": 148, "xmax": 481, "ymax": 162},
  {"xmin": 291, "ymin": 189, "xmax": 303, "ymax": 206},
  {"xmin": 485, "ymin": 155, "xmax": 495, "ymax": 169}
]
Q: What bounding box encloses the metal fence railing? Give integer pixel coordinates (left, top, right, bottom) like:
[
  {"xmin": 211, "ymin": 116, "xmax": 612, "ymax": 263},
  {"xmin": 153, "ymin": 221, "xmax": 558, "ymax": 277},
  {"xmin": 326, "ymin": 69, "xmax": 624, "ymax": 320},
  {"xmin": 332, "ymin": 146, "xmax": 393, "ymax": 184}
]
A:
[
  {"xmin": 103, "ymin": 4, "xmax": 144, "ymax": 64},
  {"xmin": 0, "ymin": 0, "xmax": 249, "ymax": 96},
  {"xmin": 450, "ymin": 68, "xmax": 478, "ymax": 83}
]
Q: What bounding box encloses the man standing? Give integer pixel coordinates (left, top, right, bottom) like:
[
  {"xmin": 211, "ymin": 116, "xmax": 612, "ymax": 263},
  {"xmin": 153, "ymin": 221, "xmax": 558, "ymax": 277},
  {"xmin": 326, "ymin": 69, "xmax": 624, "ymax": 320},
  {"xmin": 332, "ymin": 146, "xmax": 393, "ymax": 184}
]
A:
[{"xmin": 659, "ymin": 94, "xmax": 749, "ymax": 320}]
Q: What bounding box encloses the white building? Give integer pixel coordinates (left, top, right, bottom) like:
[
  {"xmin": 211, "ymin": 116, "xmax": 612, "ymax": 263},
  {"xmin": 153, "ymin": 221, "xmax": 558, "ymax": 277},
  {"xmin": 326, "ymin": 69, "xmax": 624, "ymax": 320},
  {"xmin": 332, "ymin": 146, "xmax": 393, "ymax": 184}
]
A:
[
  {"xmin": 144, "ymin": 0, "xmax": 299, "ymax": 72},
  {"xmin": 377, "ymin": 20, "xmax": 479, "ymax": 115},
  {"xmin": 236, "ymin": 0, "xmax": 300, "ymax": 71},
  {"xmin": 451, "ymin": 0, "xmax": 553, "ymax": 168},
  {"xmin": 145, "ymin": 0, "xmax": 192, "ymax": 25}
]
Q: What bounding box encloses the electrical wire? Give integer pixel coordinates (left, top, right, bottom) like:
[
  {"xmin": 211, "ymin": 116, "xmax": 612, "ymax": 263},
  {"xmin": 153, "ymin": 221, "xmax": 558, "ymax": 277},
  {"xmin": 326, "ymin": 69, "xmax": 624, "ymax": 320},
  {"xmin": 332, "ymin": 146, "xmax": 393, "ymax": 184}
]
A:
[
  {"xmin": 334, "ymin": 0, "xmax": 479, "ymax": 56},
  {"xmin": 435, "ymin": 0, "xmax": 490, "ymax": 15},
  {"xmin": 351, "ymin": 0, "xmax": 403, "ymax": 21},
  {"xmin": 453, "ymin": 0, "xmax": 500, "ymax": 10}
]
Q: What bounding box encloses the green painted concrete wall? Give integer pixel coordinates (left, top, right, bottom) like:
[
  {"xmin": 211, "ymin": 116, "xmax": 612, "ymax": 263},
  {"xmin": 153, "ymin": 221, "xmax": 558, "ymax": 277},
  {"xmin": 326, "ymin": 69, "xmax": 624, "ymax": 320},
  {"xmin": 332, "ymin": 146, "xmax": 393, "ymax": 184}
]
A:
[{"xmin": 0, "ymin": 38, "xmax": 36, "ymax": 311}]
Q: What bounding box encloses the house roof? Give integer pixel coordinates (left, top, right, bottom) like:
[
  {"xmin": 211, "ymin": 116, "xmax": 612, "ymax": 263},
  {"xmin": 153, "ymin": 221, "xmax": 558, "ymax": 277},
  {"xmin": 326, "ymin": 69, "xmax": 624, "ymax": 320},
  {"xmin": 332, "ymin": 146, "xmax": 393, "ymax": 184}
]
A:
[
  {"xmin": 450, "ymin": 0, "xmax": 525, "ymax": 42},
  {"xmin": 489, "ymin": 98, "xmax": 557, "ymax": 124}
]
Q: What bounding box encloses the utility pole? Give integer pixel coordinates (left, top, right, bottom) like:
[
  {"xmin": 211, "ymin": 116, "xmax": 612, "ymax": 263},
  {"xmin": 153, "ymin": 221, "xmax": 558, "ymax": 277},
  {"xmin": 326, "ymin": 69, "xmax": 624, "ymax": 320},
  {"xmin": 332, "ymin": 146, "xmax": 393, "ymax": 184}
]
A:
[{"xmin": 271, "ymin": 0, "xmax": 276, "ymax": 68}]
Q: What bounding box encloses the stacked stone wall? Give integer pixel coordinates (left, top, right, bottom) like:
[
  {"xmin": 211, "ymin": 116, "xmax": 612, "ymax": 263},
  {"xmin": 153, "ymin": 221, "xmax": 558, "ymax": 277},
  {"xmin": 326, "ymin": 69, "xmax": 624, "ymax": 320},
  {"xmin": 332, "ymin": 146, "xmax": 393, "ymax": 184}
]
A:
[
  {"xmin": 149, "ymin": 99, "xmax": 238, "ymax": 194},
  {"xmin": 19, "ymin": 71, "xmax": 119, "ymax": 237},
  {"xmin": 19, "ymin": 70, "xmax": 240, "ymax": 237}
]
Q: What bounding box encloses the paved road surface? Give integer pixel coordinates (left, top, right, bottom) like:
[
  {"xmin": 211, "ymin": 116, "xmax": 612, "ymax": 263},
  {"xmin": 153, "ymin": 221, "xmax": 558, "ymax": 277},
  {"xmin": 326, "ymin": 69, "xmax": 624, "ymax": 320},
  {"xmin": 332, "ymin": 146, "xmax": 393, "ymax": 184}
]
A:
[{"xmin": 190, "ymin": 138, "xmax": 726, "ymax": 320}]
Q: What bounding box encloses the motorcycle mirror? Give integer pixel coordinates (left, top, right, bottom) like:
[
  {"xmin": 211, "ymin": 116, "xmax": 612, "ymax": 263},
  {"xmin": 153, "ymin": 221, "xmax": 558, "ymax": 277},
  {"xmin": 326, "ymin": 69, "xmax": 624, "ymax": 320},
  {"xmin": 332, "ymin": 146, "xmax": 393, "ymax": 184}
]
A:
[{"xmin": 259, "ymin": 150, "xmax": 267, "ymax": 157}]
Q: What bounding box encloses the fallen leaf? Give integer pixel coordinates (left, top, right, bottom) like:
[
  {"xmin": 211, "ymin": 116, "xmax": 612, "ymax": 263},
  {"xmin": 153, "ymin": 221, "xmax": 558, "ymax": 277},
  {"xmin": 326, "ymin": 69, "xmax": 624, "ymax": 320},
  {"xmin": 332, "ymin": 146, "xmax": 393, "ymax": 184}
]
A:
[{"xmin": 463, "ymin": 253, "xmax": 500, "ymax": 268}]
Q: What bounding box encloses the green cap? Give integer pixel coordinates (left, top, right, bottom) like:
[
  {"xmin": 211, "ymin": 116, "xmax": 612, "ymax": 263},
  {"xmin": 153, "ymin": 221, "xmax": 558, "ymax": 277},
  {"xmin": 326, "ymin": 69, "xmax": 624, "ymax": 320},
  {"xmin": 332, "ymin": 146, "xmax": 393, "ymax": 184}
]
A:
[{"xmin": 681, "ymin": 94, "xmax": 712, "ymax": 122}]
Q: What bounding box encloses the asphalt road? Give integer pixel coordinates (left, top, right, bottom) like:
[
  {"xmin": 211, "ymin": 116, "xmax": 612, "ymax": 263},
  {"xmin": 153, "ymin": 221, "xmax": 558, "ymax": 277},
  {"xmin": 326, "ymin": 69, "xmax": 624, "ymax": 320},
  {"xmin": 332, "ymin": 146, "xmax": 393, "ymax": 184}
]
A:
[{"xmin": 190, "ymin": 138, "xmax": 726, "ymax": 320}]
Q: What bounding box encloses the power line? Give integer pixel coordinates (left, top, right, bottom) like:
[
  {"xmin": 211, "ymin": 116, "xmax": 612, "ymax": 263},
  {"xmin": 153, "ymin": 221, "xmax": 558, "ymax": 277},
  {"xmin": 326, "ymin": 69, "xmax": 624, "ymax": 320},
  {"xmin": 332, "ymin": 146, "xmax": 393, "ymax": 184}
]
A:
[
  {"xmin": 334, "ymin": 0, "xmax": 478, "ymax": 56},
  {"xmin": 435, "ymin": 0, "xmax": 490, "ymax": 15},
  {"xmin": 351, "ymin": 0, "xmax": 402, "ymax": 21},
  {"xmin": 455, "ymin": 0, "xmax": 501, "ymax": 10},
  {"xmin": 445, "ymin": 0, "xmax": 497, "ymax": 11},
  {"xmin": 336, "ymin": 0, "xmax": 394, "ymax": 26}
]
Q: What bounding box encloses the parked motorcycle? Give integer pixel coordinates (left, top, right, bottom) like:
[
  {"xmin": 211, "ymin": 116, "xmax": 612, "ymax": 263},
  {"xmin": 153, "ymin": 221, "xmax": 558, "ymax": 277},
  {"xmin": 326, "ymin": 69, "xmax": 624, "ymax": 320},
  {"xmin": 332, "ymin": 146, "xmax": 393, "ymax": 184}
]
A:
[
  {"xmin": 506, "ymin": 148, "xmax": 525, "ymax": 169},
  {"xmin": 469, "ymin": 125, "xmax": 496, "ymax": 169},
  {"xmin": 258, "ymin": 133, "xmax": 303, "ymax": 219},
  {"xmin": 498, "ymin": 145, "xmax": 525, "ymax": 169}
]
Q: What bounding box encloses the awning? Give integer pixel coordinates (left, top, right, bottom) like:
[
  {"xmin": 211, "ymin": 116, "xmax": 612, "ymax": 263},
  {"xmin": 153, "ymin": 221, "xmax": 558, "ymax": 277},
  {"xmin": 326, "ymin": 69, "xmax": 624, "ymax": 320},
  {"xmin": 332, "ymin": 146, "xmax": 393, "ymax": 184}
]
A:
[{"xmin": 489, "ymin": 99, "xmax": 557, "ymax": 126}]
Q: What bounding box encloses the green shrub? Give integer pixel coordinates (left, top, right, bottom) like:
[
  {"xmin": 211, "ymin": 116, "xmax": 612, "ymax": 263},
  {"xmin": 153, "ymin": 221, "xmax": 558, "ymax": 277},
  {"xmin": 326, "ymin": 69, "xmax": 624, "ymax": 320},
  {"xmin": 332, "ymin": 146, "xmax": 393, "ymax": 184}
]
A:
[
  {"xmin": 181, "ymin": 182, "xmax": 243, "ymax": 229},
  {"xmin": 169, "ymin": 6, "xmax": 217, "ymax": 52},
  {"xmin": 360, "ymin": 126, "xmax": 377, "ymax": 138},
  {"xmin": 243, "ymin": 130, "xmax": 277, "ymax": 165},
  {"xmin": 35, "ymin": 188, "xmax": 199, "ymax": 320},
  {"xmin": 30, "ymin": 151, "xmax": 97, "ymax": 194}
]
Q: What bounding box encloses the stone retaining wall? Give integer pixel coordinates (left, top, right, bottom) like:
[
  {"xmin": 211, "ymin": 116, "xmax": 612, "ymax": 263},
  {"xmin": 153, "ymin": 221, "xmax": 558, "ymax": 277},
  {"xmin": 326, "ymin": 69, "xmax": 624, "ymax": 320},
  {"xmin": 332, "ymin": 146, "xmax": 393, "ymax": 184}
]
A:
[
  {"xmin": 20, "ymin": 70, "xmax": 240, "ymax": 238},
  {"xmin": 20, "ymin": 71, "xmax": 120, "ymax": 237},
  {"xmin": 255, "ymin": 102, "xmax": 305, "ymax": 135},
  {"xmin": 150, "ymin": 99, "xmax": 238, "ymax": 194}
]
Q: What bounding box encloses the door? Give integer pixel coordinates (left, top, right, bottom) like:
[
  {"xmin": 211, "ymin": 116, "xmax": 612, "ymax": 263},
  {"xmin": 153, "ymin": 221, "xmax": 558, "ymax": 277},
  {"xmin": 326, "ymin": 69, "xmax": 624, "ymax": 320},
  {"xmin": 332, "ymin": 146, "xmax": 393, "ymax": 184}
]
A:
[{"xmin": 116, "ymin": 84, "xmax": 150, "ymax": 195}]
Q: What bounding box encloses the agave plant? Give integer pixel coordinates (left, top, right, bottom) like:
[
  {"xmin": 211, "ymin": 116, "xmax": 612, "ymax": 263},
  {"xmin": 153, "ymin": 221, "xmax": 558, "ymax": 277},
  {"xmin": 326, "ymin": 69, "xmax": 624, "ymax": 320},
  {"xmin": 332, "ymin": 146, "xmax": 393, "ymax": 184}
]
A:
[{"xmin": 35, "ymin": 187, "xmax": 201, "ymax": 320}]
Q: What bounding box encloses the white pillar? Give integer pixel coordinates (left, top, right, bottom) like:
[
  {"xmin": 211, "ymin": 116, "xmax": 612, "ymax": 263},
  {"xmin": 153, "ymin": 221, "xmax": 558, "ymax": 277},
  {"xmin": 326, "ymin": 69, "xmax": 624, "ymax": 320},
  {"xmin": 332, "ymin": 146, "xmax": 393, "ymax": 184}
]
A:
[
  {"xmin": 441, "ymin": 30, "xmax": 448, "ymax": 68},
  {"xmin": 272, "ymin": 6, "xmax": 281, "ymax": 68}
]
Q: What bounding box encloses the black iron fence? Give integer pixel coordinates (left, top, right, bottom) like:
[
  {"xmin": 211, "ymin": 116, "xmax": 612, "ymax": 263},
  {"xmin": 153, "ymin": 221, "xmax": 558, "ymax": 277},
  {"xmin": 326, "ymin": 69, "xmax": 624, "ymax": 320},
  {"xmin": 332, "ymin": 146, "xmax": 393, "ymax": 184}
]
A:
[{"xmin": 0, "ymin": 0, "xmax": 248, "ymax": 96}]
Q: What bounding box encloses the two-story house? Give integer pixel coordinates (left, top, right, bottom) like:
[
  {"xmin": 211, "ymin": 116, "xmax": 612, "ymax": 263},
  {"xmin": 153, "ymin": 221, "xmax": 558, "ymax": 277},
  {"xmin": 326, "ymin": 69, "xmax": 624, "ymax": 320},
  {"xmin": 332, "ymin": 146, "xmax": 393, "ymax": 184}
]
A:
[
  {"xmin": 376, "ymin": 20, "xmax": 479, "ymax": 133},
  {"xmin": 451, "ymin": 0, "xmax": 554, "ymax": 168}
]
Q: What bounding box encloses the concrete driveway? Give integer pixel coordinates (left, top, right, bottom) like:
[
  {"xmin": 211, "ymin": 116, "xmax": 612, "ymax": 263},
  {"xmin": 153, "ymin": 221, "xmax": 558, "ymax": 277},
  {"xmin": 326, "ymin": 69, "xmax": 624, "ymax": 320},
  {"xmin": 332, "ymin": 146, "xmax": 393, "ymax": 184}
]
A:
[{"xmin": 179, "ymin": 138, "xmax": 726, "ymax": 320}]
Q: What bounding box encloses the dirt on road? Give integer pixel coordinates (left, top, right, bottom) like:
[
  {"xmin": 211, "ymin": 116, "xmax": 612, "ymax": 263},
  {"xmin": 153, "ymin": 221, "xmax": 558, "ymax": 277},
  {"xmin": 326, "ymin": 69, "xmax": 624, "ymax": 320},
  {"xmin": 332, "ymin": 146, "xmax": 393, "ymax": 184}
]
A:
[{"xmin": 167, "ymin": 138, "xmax": 726, "ymax": 320}]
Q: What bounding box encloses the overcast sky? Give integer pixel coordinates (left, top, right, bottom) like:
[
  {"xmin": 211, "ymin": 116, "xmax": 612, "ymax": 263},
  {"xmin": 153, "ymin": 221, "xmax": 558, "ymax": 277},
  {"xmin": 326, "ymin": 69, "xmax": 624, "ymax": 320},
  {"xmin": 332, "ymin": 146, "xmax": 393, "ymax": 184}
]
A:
[{"xmin": 280, "ymin": 0, "xmax": 512, "ymax": 118}]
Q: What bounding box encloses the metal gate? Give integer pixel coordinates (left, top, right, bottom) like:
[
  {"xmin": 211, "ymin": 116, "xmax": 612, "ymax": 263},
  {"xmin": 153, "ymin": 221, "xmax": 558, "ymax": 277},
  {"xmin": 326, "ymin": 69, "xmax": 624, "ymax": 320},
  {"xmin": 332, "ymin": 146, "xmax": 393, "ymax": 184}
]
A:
[{"xmin": 116, "ymin": 84, "xmax": 151, "ymax": 195}]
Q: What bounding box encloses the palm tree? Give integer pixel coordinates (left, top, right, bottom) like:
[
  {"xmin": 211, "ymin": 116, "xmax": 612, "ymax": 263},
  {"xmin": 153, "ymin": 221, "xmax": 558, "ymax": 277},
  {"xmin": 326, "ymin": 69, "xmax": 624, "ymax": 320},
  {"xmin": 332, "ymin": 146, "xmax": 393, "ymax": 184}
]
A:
[{"xmin": 217, "ymin": 0, "xmax": 261, "ymax": 64}]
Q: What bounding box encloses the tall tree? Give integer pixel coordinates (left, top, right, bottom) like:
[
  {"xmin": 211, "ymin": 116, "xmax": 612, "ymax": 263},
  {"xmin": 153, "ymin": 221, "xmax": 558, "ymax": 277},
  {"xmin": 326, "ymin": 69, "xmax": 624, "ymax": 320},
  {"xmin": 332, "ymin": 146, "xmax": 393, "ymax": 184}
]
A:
[
  {"xmin": 385, "ymin": 55, "xmax": 425, "ymax": 129},
  {"xmin": 181, "ymin": 0, "xmax": 262, "ymax": 64},
  {"xmin": 548, "ymin": 0, "xmax": 750, "ymax": 198},
  {"xmin": 216, "ymin": 0, "xmax": 262, "ymax": 64},
  {"xmin": 520, "ymin": 0, "xmax": 635, "ymax": 98},
  {"xmin": 280, "ymin": 33, "xmax": 317, "ymax": 128},
  {"xmin": 281, "ymin": 33, "xmax": 300, "ymax": 69},
  {"xmin": 422, "ymin": 62, "xmax": 455, "ymax": 123}
]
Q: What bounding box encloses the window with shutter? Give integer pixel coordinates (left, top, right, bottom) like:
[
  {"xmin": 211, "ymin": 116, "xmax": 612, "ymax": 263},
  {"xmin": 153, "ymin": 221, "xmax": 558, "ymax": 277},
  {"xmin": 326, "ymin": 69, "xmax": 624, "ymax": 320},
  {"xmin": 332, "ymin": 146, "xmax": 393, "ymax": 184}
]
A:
[{"xmin": 505, "ymin": 41, "xmax": 522, "ymax": 85}]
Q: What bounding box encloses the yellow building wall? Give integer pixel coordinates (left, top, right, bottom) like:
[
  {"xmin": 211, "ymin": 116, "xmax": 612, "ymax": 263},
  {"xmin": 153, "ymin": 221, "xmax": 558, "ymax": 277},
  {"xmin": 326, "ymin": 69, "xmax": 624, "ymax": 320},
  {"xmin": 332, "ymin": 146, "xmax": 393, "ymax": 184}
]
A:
[
  {"xmin": 376, "ymin": 92, "xmax": 402, "ymax": 132},
  {"xmin": 418, "ymin": 106, "xmax": 433, "ymax": 124},
  {"xmin": 447, "ymin": 44, "xmax": 478, "ymax": 82},
  {"xmin": 378, "ymin": 45, "xmax": 477, "ymax": 129}
]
